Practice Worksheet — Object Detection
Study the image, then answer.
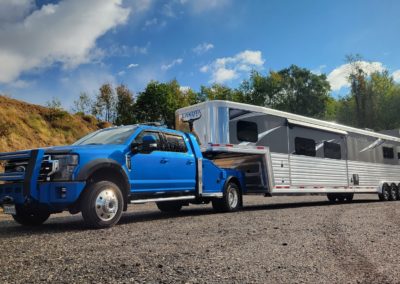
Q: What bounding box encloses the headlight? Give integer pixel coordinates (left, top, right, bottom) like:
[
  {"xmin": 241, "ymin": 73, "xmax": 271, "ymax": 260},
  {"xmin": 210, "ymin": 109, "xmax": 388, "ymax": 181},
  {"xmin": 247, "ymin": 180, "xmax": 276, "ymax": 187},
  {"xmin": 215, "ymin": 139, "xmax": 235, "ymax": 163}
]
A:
[{"xmin": 50, "ymin": 154, "xmax": 79, "ymax": 181}]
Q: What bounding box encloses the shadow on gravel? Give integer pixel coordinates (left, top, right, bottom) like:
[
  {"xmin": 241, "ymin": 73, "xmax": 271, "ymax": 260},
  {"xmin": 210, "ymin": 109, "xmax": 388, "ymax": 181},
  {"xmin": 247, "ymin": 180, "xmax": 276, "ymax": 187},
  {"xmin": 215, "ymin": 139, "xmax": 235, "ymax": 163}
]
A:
[{"xmin": 0, "ymin": 199, "xmax": 381, "ymax": 238}]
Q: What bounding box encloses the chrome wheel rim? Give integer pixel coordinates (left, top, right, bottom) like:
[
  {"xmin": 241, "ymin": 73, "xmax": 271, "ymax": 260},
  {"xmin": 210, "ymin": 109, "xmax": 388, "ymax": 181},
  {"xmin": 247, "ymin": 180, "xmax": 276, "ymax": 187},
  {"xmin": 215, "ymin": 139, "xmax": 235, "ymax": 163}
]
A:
[
  {"xmin": 95, "ymin": 189, "xmax": 119, "ymax": 221},
  {"xmin": 228, "ymin": 187, "xmax": 239, "ymax": 208}
]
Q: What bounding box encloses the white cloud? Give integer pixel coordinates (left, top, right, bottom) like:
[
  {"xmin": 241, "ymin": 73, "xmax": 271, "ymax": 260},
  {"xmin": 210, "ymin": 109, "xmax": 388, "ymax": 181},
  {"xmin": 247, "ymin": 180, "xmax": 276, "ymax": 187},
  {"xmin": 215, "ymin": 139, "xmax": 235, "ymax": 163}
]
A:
[
  {"xmin": 117, "ymin": 71, "xmax": 126, "ymax": 76},
  {"xmin": 179, "ymin": 86, "xmax": 191, "ymax": 92},
  {"xmin": 201, "ymin": 50, "xmax": 265, "ymax": 83},
  {"xmin": 144, "ymin": 17, "xmax": 158, "ymax": 26},
  {"xmin": 127, "ymin": 63, "xmax": 139, "ymax": 69},
  {"xmin": 327, "ymin": 61, "xmax": 385, "ymax": 91},
  {"xmin": 393, "ymin": 70, "xmax": 400, "ymax": 82},
  {"xmin": 311, "ymin": 65, "xmax": 327, "ymax": 75},
  {"xmin": 0, "ymin": 0, "xmax": 35, "ymax": 24},
  {"xmin": 0, "ymin": 0, "xmax": 130, "ymax": 84},
  {"xmin": 161, "ymin": 58, "xmax": 183, "ymax": 70},
  {"xmin": 193, "ymin": 42, "xmax": 214, "ymax": 55}
]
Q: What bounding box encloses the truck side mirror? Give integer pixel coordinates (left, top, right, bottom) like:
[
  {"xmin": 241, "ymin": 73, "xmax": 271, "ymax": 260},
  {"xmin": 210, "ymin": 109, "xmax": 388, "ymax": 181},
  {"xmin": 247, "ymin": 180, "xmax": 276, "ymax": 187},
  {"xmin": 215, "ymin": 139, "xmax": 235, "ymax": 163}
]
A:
[
  {"xmin": 142, "ymin": 135, "xmax": 158, "ymax": 153},
  {"xmin": 130, "ymin": 142, "xmax": 140, "ymax": 154}
]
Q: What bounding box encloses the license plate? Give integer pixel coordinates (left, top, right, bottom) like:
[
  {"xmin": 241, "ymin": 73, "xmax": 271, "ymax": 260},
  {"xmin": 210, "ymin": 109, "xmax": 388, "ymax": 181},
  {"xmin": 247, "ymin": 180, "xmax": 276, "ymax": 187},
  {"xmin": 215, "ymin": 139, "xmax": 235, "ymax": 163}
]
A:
[{"xmin": 3, "ymin": 204, "xmax": 16, "ymax": 215}]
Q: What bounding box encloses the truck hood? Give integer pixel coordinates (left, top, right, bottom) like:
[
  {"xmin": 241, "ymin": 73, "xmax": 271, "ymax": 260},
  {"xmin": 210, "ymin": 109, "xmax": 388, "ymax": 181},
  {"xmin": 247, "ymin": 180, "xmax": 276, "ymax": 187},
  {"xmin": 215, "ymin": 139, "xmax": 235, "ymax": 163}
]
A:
[{"xmin": 43, "ymin": 144, "xmax": 126, "ymax": 155}]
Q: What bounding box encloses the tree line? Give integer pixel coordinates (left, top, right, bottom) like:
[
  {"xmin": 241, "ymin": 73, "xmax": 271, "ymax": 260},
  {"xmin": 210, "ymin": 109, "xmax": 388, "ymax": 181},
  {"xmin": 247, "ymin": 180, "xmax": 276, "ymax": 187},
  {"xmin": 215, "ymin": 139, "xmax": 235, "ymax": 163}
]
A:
[{"xmin": 70, "ymin": 58, "xmax": 400, "ymax": 131}]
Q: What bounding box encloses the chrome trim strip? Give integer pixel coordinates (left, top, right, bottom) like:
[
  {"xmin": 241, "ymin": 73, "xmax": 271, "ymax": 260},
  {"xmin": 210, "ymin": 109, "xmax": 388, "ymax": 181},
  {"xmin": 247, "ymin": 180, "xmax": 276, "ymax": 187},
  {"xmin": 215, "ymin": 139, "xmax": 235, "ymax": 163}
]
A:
[
  {"xmin": 130, "ymin": 195, "xmax": 196, "ymax": 204},
  {"xmin": 201, "ymin": 192, "xmax": 223, "ymax": 198}
]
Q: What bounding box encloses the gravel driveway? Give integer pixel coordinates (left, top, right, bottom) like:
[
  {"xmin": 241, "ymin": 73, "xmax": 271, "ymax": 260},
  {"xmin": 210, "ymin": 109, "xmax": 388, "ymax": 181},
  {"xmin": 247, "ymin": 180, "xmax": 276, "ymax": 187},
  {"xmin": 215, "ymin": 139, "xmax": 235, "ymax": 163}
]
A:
[{"xmin": 0, "ymin": 195, "xmax": 399, "ymax": 283}]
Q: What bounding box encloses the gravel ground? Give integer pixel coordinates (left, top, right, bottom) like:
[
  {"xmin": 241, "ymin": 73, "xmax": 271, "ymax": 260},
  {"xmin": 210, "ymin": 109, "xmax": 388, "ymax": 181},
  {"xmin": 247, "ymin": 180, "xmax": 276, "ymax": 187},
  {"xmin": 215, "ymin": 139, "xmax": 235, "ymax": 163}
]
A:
[{"xmin": 0, "ymin": 194, "xmax": 399, "ymax": 283}]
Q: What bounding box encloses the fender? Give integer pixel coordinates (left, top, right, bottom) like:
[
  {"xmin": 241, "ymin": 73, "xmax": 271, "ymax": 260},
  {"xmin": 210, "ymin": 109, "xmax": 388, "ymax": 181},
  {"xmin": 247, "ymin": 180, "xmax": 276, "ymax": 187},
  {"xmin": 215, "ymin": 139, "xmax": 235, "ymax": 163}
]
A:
[{"xmin": 76, "ymin": 158, "xmax": 130, "ymax": 194}]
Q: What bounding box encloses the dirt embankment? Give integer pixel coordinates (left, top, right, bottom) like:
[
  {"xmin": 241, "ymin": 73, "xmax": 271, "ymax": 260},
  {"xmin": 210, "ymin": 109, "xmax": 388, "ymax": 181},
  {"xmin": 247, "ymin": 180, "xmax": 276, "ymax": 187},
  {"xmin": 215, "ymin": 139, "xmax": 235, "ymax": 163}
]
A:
[{"xmin": 0, "ymin": 95, "xmax": 110, "ymax": 152}]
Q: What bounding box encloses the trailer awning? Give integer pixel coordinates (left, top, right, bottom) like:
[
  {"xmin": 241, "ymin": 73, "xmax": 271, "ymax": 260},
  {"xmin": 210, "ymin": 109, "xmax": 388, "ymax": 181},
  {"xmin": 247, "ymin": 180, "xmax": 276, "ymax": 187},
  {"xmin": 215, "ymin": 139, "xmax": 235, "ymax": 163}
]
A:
[{"xmin": 287, "ymin": 119, "xmax": 348, "ymax": 135}]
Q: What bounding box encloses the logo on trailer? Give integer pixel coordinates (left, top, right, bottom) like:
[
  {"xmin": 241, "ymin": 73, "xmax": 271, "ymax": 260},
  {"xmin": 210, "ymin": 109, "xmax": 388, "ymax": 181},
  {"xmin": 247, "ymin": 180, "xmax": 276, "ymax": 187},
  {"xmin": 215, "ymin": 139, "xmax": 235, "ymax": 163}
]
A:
[{"xmin": 181, "ymin": 109, "xmax": 202, "ymax": 122}]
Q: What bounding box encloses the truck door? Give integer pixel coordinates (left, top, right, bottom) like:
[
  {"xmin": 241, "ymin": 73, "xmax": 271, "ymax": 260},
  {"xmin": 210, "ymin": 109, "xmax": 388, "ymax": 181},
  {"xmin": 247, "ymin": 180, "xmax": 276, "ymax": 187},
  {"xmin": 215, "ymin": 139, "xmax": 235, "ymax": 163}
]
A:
[
  {"xmin": 129, "ymin": 130, "xmax": 196, "ymax": 194},
  {"xmin": 159, "ymin": 131, "xmax": 196, "ymax": 192}
]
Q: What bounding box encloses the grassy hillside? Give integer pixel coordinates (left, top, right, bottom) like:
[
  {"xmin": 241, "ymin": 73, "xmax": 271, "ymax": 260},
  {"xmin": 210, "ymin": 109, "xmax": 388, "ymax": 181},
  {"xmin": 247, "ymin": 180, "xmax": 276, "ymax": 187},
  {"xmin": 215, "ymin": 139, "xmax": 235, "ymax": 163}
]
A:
[{"xmin": 0, "ymin": 96, "xmax": 111, "ymax": 152}]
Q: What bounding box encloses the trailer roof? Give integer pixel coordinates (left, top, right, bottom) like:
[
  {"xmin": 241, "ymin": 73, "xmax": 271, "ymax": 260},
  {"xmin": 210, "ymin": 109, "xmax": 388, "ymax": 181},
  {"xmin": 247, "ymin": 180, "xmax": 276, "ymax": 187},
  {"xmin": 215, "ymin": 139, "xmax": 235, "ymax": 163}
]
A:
[{"xmin": 177, "ymin": 100, "xmax": 400, "ymax": 143}]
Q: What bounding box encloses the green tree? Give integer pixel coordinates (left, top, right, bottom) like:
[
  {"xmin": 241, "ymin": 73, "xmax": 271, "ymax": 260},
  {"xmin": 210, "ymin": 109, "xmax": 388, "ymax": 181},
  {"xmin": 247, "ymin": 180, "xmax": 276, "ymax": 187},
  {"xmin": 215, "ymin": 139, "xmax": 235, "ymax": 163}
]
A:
[
  {"xmin": 240, "ymin": 66, "xmax": 331, "ymax": 118},
  {"xmin": 92, "ymin": 83, "xmax": 116, "ymax": 122},
  {"xmin": 134, "ymin": 80, "xmax": 193, "ymax": 128},
  {"xmin": 115, "ymin": 84, "xmax": 135, "ymax": 125},
  {"xmin": 200, "ymin": 84, "xmax": 245, "ymax": 103}
]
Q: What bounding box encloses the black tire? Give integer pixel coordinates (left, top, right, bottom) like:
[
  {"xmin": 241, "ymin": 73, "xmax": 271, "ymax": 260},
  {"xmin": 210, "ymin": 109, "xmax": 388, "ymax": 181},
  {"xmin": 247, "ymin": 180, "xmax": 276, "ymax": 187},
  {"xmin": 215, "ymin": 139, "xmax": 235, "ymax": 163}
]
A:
[
  {"xmin": 12, "ymin": 207, "xmax": 50, "ymax": 226},
  {"xmin": 345, "ymin": 193, "xmax": 354, "ymax": 202},
  {"xmin": 379, "ymin": 184, "xmax": 390, "ymax": 201},
  {"xmin": 212, "ymin": 181, "xmax": 242, "ymax": 213},
  {"xmin": 156, "ymin": 201, "xmax": 183, "ymax": 213},
  {"xmin": 81, "ymin": 181, "xmax": 124, "ymax": 229},
  {"xmin": 397, "ymin": 184, "xmax": 400, "ymax": 200},
  {"xmin": 327, "ymin": 193, "xmax": 336, "ymax": 203},
  {"xmin": 389, "ymin": 184, "xmax": 397, "ymax": 201}
]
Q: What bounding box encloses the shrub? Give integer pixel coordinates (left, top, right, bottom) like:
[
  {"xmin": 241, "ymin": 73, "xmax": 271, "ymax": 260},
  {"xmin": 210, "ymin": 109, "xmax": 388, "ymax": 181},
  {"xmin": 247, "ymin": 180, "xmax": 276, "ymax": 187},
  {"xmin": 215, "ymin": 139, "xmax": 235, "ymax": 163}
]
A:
[{"xmin": 0, "ymin": 121, "xmax": 14, "ymax": 137}]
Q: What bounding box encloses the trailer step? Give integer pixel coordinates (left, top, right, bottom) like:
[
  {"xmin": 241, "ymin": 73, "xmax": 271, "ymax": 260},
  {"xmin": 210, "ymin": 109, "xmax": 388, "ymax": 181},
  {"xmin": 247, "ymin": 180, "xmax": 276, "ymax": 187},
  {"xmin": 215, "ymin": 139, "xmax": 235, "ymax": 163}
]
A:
[{"xmin": 130, "ymin": 195, "xmax": 196, "ymax": 204}]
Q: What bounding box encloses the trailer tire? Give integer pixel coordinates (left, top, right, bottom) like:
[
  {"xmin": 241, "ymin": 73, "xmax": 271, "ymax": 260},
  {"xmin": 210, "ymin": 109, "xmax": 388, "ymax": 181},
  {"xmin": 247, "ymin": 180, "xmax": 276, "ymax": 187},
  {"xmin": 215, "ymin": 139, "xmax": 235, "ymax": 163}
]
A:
[
  {"xmin": 389, "ymin": 184, "xmax": 397, "ymax": 201},
  {"xmin": 345, "ymin": 194, "xmax": 354, "ymax": 202},
  {"xmin": 156, "ymin": 201, "xmax": 183, "ymax": 213},
  {"xmin": 81, "ymin": 181, "xmax": 123, "ymax": 229},
  {"xmin": 12, "ymin": 207, "xmax": 50, "ymax": 226},
  {"xmin": 379, "ymin": 184, "xmax": 390, "ymax": 201},
  {"xmin": 212, "ymin": 182, "xmax": 241, "ymax": 212},
  {"xmin": 327, "ymin": 194, "xmax": 336, "ymax": 203}
]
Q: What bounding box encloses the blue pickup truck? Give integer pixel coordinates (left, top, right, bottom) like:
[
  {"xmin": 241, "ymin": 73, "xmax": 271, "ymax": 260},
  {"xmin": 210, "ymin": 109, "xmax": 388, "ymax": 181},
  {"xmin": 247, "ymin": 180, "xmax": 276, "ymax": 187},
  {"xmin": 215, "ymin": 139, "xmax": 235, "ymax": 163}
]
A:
[{"xmin": 0, "ymin": 125, "xmax": 245, "ymax": 228}]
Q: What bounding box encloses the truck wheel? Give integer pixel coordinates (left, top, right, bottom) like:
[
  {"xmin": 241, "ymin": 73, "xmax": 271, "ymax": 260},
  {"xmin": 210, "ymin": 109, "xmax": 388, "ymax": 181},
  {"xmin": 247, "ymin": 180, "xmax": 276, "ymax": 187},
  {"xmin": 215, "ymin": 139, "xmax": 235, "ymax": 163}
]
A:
[
  {"xmin": 212, "ymin": 182, "xmax": 241, "ymax": 212},
  {"xmin": 379, "ymin": 184, "xmax": 390, "ymax": 201},
  {"xmin": 389, "ymin": 184, "xmax": 397, "ymax": 201},
  {"xmin": 12, "ymin": 207, "xmax": 50, "ymax": 226},
  {"xmin": 156, "ymin": 201, "xmax": 183, "ymax": 213},
  {"xmin": 81, "ymin": 181, "xmax": 123, "ymax": 229},
  {"xmin": 397, "ymin": 184, "xmax": 400, "ymax": 200}
]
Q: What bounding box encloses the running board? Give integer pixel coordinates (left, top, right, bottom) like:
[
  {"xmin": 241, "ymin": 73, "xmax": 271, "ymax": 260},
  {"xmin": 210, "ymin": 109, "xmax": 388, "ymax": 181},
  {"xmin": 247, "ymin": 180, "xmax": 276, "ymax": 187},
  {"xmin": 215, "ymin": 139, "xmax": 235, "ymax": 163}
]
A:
[
  {"xmin": 130, "ymin": 195, "xmax": 196, "ymax": 204},
  {"xmin": 201, "ymin": 192, "xmax": 223, "ymax": 198}
]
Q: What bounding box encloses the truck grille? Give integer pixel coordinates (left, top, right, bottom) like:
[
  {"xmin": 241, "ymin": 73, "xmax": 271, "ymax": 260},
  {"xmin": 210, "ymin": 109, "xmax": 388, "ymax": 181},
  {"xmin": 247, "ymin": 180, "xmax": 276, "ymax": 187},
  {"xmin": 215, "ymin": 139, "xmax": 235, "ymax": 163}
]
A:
[{"xmin": 4, "ymin": 159, "xmax": 29, "ymax": 174}]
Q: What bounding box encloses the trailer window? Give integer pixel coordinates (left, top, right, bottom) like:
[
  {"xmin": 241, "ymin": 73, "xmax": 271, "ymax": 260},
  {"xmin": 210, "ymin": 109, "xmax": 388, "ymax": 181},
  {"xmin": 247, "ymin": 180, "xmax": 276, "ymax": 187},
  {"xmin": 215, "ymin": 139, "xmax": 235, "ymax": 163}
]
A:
[
  {"xmin": 237, "ymin": 121, "xmax": 258, "ymax": 142},
  {"xmin": 383, "ymin": 147, "xmax": 394, "ymax": 159},
  {"xmin": 295, "ymin": 137, "xmax": 316, "ymax": 157},
  {"xmin": 164, "ymin": 133, "xmax": 188, "ymax": 153},
  {"xmin": 324, "ymin": 142, "xmax": 341, "ymax": 159}
]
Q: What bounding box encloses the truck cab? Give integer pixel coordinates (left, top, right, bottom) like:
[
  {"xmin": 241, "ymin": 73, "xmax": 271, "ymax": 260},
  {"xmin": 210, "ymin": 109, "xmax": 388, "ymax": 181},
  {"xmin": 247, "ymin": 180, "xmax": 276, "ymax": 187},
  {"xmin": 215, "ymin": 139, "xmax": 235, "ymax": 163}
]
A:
[{"xmin": 0, "ymin": 125, "xmax": 245, "ymax": 228}]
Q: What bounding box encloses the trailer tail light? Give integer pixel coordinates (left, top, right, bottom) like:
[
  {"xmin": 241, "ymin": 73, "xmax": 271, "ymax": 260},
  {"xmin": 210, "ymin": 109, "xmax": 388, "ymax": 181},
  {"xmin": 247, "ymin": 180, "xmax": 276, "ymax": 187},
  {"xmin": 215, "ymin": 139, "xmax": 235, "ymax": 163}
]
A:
[{"xmin": 256, "ymin": 146, "xmax": 265, "ymax": 149}]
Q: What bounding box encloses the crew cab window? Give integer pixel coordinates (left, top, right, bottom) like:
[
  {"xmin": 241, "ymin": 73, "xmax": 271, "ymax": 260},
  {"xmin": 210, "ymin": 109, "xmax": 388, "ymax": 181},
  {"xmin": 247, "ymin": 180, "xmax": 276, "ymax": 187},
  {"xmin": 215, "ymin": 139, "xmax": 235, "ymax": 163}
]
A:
[
  {"xmin": 295, "ymin": 137, "xmax": 316, "ymax": 157},
  {"xmin": 134, "ymin": 131, "xmax": 163, "ymax": 150},
  {"xmin": 324, "ymin": 141, "xmax": 341, "ymax": 159},
  {"xmin": 164, "ymin": 133, "xmax": 187, "ymax": 152},
  {"xmin": 237, "ymin": 120, "xmax": 258, "ymax": 142},
  {"xmin": 383, "ymin": 147, "xmax": 394, "ymax": 159}
]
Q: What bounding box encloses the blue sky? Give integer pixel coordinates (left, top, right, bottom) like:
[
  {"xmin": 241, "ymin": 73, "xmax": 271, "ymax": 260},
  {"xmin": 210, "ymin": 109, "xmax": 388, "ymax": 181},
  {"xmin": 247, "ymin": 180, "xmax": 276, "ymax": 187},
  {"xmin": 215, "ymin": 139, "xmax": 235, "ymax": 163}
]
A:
[{"xmin": 0, "ymin": 0, "xmax": 399, "ymax": 109}]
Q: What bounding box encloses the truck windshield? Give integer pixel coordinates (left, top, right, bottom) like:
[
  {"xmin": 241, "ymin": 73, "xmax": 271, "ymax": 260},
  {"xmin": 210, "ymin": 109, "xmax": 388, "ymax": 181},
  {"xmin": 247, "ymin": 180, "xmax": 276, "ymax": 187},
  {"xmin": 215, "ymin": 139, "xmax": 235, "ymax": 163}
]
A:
[{"xmin": 73, "ymin": 126, "xmax": 138, "ymax": 145}]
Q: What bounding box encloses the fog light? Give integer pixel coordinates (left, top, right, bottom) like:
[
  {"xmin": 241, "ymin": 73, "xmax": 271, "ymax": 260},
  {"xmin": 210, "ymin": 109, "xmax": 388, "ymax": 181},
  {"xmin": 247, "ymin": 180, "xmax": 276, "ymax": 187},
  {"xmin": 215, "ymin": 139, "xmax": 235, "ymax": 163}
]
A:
[{"xmin": 59, "ymin": 187, "xmax": 67, "ymax": 199}]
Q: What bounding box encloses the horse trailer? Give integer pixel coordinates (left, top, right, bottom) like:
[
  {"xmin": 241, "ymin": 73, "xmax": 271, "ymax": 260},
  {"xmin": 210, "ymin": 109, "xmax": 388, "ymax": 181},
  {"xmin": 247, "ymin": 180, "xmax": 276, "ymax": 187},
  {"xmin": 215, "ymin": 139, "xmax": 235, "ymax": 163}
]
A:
[{"xmin": 176, "ymin": 100, "xmax": 400, "ymax": 202}]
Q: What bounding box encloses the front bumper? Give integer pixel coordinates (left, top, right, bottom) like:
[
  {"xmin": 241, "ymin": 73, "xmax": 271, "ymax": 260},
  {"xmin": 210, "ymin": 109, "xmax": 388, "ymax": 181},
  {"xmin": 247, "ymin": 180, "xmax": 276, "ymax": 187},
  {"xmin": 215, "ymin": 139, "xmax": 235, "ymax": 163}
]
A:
[
  {"xmin": 0, "ymin": 149, "xmax": 86, "ymax": 212},
  {"xmin": 0, "ymin": 181, "xmax": 86, "ymax": 211}
]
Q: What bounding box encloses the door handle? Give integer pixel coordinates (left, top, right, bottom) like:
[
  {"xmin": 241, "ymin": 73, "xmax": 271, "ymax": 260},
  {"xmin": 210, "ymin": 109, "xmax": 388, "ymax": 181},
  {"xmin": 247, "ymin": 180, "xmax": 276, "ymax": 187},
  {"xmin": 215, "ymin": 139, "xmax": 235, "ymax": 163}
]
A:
[
  {"xmin": 160, "ymin": 158, "xmax": 169, "ymax": 164},
  {"xmin": 186, "ymin": 160, "xmax": 194, "ymax": 165}
]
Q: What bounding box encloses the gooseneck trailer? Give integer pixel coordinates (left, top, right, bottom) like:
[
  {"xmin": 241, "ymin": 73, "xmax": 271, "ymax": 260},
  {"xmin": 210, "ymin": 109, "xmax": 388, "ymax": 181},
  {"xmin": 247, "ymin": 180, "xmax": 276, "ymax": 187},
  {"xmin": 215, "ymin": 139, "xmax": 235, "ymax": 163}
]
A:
[
  {"xmin": 176, "ymin": 100, "xmax": 400, "ymax": 201},
  {"xmin": 1, "ymin": 100, "xmax": 399, "ymax": 228}
]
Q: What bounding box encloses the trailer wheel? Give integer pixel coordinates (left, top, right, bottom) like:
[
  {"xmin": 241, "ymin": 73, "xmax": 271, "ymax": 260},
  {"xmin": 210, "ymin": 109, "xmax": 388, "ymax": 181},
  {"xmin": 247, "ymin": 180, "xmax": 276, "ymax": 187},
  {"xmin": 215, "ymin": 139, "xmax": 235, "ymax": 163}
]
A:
[
  {"xmin": 389, "ymin": 184, "xmax": 397, "ymax": 201},
  {"xmin": 81, "ymin": 181, "xmax": 123, "ymax": 229},
  {"xmin": 379, "ymin": 184, "xmax": 390, "ymax": 201},
  {"xmin": 327, "ymin": 194, "xmax": 336, "ymax": 203},
  {"xmin": 12, "ymin": 207, "xmax": 50, "ymax": 226},
  {"xmin": 337, "ymin": 195, "xmax": 345, "ymax": 202},
  {"xmin": 156, "ymin": 201, "xmax": 183, "ymax": 213},
  {"xmin": 212, "ymin": 181, "xmax": 241, "ymax": 212},
  {"xmin": 344, "ymin": 194, "xmax": 354, "ymax": 202}
]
